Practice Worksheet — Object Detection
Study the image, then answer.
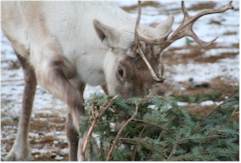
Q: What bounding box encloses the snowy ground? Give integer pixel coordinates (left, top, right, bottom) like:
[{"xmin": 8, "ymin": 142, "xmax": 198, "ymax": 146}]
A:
[{"xmin": 1, "ymin": 0, "xmax": 239, "ymax": 161}]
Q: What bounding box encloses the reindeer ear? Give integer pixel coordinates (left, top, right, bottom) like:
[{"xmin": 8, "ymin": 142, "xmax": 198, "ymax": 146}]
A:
[{"xmin": 93, "ymin": 19, "xmax": 120, "ymax": 48}]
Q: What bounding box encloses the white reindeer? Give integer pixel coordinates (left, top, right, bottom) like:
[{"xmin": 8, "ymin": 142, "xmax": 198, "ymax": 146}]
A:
[{"xmin": 1, "ymin": 1, "xmax": 233, "ymax": 161}]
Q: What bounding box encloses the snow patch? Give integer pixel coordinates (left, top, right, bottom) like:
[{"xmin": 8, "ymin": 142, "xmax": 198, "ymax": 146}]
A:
[{"xmin": 170, "ymin": 55, "xmax": 239, "ymax": 83}]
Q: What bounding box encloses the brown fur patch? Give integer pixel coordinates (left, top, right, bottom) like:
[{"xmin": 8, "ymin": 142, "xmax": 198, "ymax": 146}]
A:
[{"xmin": 116, "ymin": 54, "xmax": 157, "ymax": 97}]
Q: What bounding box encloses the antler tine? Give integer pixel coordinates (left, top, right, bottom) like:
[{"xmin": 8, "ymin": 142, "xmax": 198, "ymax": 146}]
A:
[
  {"xmin": 138, "ymin": 47, "xmax": 164, "ymax": 82},
  {"xmin": 134, "ymin": 0, "xmax": 142, "ymax": 46},
  {"xmin": 189, "ymin": 29, "xmax": 218, "ymax": 48},
  {"xmin": 191, "ymin": 1, "xmax": 234, "ymax": 23},
  {"xmin": 134, "ymin": 0, "xmax": 164, "ymax": 82},
  {"xmin": 179, "ymin": 0, "xmax": 219, "ymax": 48},
  {"xmin": 181, "ymin": 1, "xmax": 189, "ymax": 18},
  {"xmin": 168, "ymin": 1, "xmax": 234, "ymax": 48},
  {"xmin": 134, "ymin": 0, "xmax": 174, "ymax": 45}
]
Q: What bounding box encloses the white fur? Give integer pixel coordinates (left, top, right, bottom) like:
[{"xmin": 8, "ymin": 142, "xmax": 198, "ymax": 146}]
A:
[{"xmin": 2, "ymin": 1, "xmax": 169, "ymax": 89}]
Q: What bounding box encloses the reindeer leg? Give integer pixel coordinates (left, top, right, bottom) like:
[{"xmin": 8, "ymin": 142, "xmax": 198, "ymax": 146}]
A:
[
  {"xmin": 66, "ymin": 81, "xmax": 85, "ymax": 161},
  {"xmin": 101, "ymin": 83, "xmax": 109, "ymax": 95},
  {"xmin": 6, "ymin": 54, "xmax": 36, "ymax": 161},
  {"xmin": 33, "ymin": 53, "xmax": 86, "ymax": 160},
  {"xmin": 66, "ymin": 113, "xmax": 79, "ymax": 161}
]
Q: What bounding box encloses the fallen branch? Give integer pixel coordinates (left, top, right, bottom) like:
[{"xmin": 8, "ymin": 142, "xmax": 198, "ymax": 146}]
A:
[
  {"xmin": 81, "ymin": 95, "xmax": 118, "ymax": 160},
  {"xmin": 131, "ymin": 126, "xmax": 145, "ymax": 160},
  {"xmin": 81, "ymin": 92, "xmax": 238, "ymax": 161},
  {"xmin": 106, "ymin": 103, "xmax": 139, "ymax": 161},
  {"xmin": 167, "ymin": 134, "xmax": 180, "ymax": 160}
]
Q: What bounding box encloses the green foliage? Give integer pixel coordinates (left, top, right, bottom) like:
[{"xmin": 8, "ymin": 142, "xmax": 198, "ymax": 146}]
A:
[
  {"xmin": 82, "ymin": 93, "xmax": 239, "ymax": 161},
  {"xmin": 173, "ymin": 91, "xmax": 222, "ymax": 103}
]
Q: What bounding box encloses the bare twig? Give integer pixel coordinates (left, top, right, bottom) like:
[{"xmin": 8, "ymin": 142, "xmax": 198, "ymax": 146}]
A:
[
  {"xmin": 80, "ymin": 95, "xmax": 118, "ymax": 160},
  {"xmin": 106, "ymin": 103, "xmax": 139, "ymax": 161}
]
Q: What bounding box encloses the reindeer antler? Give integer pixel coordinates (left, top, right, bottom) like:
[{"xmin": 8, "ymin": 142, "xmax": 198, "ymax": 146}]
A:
[
  {"xmin": 139, "ymin": 1, "xmax": 234, "ymax": 50},
  {"xmin": 168, "ymin": 1, "xmax": 234, "ymax": 48},
  {"xmin": 134, "ymin": 1, "xmax": 234, "ymax": 82},
  {"xmin": 134, "ymin": 0, "xmax": 165, "ymax": 82}
]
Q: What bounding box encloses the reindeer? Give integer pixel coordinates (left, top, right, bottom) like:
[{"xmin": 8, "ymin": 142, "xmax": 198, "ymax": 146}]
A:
[{"xmin": 1, "ymin": 1, "xmax": 233, "ymax": 161}]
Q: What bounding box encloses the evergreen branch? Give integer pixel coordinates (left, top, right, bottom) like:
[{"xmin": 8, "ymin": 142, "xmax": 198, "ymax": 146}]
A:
[
  {"xmin": 106, "ymin": 103, "xmax": 139, "ymax": 161},
  {"xmin": 83, "ymin": 92, "xmax": 238, "ymax": 161},
  {"xmin": 167, "ymin": 142, "xmax": 178, "ymax": 160},
  {"xmin": 178, "ymin": 134, "xmax": 227, "ymax": 144},
  {"xmin": 167, "ymin": 134, "xmax": 180, "ymax": 160},
  {"xmin": 119, "ymin": 137, "xmax": 143, "ymax": 145},
  {"xmin": 80, "ymin": 95, "xmax": 118, "ymax": 160},
  {"xmin": 131, "ymin": 126, "xmax": 145, "ymax": 160},
  {"xmin": 132, "ymin": 118, "xmax": 167, "ymax": 130}
]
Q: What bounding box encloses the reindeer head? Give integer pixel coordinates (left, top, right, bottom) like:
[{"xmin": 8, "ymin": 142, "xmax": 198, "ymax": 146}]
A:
[
  {"xmin": 93, "ymin": 1, "xmax": 233, "ymax": 98},
  {"xmin": 93, "ymin": 20, "xmax": 156, "ymax": 97}
]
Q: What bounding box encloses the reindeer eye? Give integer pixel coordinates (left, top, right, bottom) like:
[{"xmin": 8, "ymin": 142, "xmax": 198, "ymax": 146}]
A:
[
  {"xmin": 118, "ymin": 68, "xmax": 124, "ymax": 77},
  {"xmin": 117, "ymin": 66, "xmax": 125, "ymax": 82}
]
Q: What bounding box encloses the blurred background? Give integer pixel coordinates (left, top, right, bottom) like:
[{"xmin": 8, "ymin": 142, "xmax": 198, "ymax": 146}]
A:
[{"xmin": 1, "ymin": 0, "xmax": 239, "ymax": 160}]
